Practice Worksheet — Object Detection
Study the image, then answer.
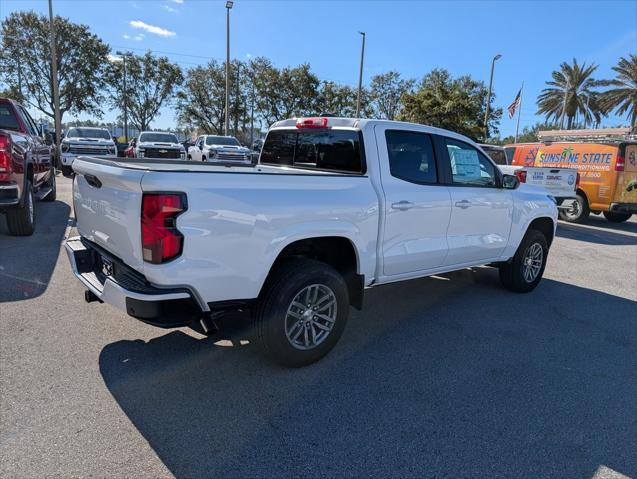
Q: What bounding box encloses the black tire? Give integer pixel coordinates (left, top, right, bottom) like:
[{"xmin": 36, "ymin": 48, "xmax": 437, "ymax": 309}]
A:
[
  {"xmin": 61, "ymin": 164, "xmax": 73, "ymax": 177},
  {"xmin": 41, "ymin": 166, "xmax": 56, "ymax": 202},
  {"xmin": 202, "ymin": 155, "xmax": 206, "ymax": 162},
  {"xmin": 602, "ymin": 211, "xmax": 632, "ymax": 223},
  {"xmin": 7, "ymin": 180, "xmax": 35, "ymax": 236},
  {"xmin": 558, "ymin": 193, "xmax": 590, "ymax": 223},
  {"xmin": 254, "ymin": 259, "xmax": 350, "ymax": 367},
  {"xmin": 499, "ymin": 229, "xmax": 548, "ymax": 293}
]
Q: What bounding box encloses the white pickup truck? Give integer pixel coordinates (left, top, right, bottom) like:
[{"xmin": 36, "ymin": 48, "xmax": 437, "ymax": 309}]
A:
[{"xmin": 66, "ymin": 117, "xmax": 557, "ymax": 367}]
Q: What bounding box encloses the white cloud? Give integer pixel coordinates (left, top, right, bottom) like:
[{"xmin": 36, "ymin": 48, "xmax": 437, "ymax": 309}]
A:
[
  {"xmin": 162, "ymin": 5, "xmax": 177, "ymax": 13},
  {"xmin": 130, "ymin": 20, "xmax": 176, "ymax": 37},
  {"xmin": 107, "ymin": 54, "xmax": 123, "ymax": 63},
  {"xmin": 170, "ymin": 0, "xmax": 184, "ymax": 3},
  {"xmin": 123, "ymin": 33, "xmax": 145, "ymax": 41}
]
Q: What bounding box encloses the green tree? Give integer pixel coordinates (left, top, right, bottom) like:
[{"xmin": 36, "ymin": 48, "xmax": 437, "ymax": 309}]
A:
[
  {"xmin": 369, "ymin": 71, "xmax": 414, "ymax": 120},
  {"xmin": 0, "ymin": 11, "xmax": 109, "ymax": 122},
  {"xmin": 537, "ymin": 58, "xmax": 602, "ymax": 129},
  {"xmin": 106, "ymin": 51, "xmax": 183, "ymax": 131},
  {"xmin": 399, "ymin": 68, "xmax": 501, "ymax": 140},
  {"xmin": 600, "ymin": 54, "xmax": 637, "ymax": 127},
  {"xmin": 252, "ymin": 60, "xmax": 320, "ymax": 127},
  {"xmin": 176, "ymin": 60, "xmax": 228, "ymax": 134},
  {"xmin": 316, "ymin": 81, "xmax": 357, "ymax": 117}
]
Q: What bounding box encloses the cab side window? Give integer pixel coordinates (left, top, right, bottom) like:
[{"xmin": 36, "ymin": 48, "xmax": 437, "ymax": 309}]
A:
[
  {"xmin": 18, "ymin": 106, "xmax": 38, "ymax": 136},
  {"xmin": 445, "ymin": 138, "xmax": 497, "ymax": 187},
  {"xmin": 385, "ymin": 130, "xmax": 437, "ymax": 184}
]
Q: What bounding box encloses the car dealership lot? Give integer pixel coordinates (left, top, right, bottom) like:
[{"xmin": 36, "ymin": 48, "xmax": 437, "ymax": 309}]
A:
[{"xmin": 1, "ymin": 174, "xmax": 636, "ymax": 478}]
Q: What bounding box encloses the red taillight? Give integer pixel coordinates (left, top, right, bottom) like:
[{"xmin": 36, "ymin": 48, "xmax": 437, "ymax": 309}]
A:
[
  {"xmin": 515, "ymin": 170, "xmax": 527, "ymax": 183},
  {"xmin": 141, "ymin": 193, "xmax": 186, "ymax": 264},
  {"xmin": 615, "ymin": 155, "xmax": 625, "ymax": 171},
  {"xmin": 0, "ymin": 133, "xmax": 11, "ymax": 180},
  {"xmin": 296, "ymin": 117, "xmax": 329, "ymax": 129}
]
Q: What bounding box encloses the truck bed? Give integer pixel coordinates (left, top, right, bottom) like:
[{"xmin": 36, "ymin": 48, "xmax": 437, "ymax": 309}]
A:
[{"xmin": 73, "ymin": 156, "xmax": 361, "ymax": 176}]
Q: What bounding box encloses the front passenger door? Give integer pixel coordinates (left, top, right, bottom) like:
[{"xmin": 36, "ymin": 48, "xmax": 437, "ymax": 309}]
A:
[{"xmin": 441, "ymin": 138, "xmax": 513, "ymax": 266}]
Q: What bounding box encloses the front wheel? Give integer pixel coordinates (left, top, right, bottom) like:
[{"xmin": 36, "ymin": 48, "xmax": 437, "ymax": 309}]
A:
[
  {"xmin": 559, "ymin": 193, "xmax": 590, "ymax": 223},
  {"xmin": 499, "ymin": 229, "xmax": 549, "ymax": 293},
  {"xmin": 254, "ymin": 259, "xmax": 349, "ymax": 367},
  {"xmin": 602, "ymin": 211, "xmax": 632, "ymax": 223}
]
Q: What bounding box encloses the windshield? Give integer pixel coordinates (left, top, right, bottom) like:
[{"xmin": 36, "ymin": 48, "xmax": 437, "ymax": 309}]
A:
[
  {"xmin": 66, "ymin": 128, "xmax": 111, "ymax": 140},
  {"xmin": 139, "ymin": 132, "xmax": 179, "ymax": 143},
  {"xmin": 206, "ymin": 136, "xmax": 240, "ymax": 146}
]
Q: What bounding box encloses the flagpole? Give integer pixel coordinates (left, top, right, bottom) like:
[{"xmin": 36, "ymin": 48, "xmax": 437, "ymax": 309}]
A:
[{"xmin": 514, "ymin": 81, "xmax": 524, "ymax": 143}]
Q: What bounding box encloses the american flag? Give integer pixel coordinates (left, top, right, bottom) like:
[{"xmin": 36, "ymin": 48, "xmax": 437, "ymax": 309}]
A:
[{"xmin": 508, "ymin": 88, "xmax": 522, "ymax": 119}]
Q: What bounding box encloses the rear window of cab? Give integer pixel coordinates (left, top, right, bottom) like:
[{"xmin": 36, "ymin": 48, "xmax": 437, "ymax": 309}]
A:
[{"xmin": 260, "ymin": 129, "xmax": 366, "ymax": 174}]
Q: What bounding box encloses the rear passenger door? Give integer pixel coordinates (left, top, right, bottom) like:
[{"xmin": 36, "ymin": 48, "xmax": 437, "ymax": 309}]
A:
[
  {"xmin": 375, "ymin": 125, "xmax": 452, "ymax": 276},
  {"xmin": 438, "ymin": 137, "xmax": 513, "ymax": 266}
]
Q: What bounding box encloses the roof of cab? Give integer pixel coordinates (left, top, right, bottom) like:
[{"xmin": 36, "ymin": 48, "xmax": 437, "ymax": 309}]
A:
[{"xmin": 269, "ymin": 116, "xmax": 479, "ymax": 146}]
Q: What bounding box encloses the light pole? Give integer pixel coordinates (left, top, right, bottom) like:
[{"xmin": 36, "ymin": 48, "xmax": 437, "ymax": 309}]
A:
[
  {"xmin": 355, "ymin": 31, "xmax": 366, "ymax": 118},
  {"xmin": 225, "ymin": 1, "xmax": 233, "ymax": 136},
  {"xmin": 483, "ymin": 53, "xmax": 501, "ymax": 141},
  {"xmin": 116, "ymin": 51, "xmax": 131, "ymax": 142},
  {"xmin": 48, "ymin": 0, "xmax": 61, "ymax": 162},
  {"xmin": 560, "ymin": 78, "xmax": 570, "ymax": 130}
]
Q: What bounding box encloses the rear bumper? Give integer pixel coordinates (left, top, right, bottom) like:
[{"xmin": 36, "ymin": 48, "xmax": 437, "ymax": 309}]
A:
[
  {"xmin": 610, "ymin": 203, "xmax": 637, "ymax": 214},
  {"xmin": 65, "ymin": 236, "xmax": 203, "ymax": 328}
]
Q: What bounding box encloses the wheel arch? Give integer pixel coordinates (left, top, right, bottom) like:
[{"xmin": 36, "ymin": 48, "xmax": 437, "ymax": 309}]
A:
[
  {"xmin": 527, "ymin": 216, "xmax": 555, "ymax": 247},
  {"xmin": 261, "ymin": 235, "xmax": 364, "ymax": 310}
]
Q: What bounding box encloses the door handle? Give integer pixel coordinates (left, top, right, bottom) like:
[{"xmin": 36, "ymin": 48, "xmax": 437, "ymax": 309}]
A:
[
  {"xmin": 455, "ymin": 200, "xmax": 472, "ymax": 209},
  {"xmin": 391, "ymin": 200, "xmax": 415, "ymax": 211}
]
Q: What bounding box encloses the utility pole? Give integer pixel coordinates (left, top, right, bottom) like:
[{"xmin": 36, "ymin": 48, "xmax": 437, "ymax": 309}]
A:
[
  {"xmin": 484, "ymin": 53, "xmax": 502, "ymax": 141},
  {"xmin": 514, "ymin": 81, "xmax": 524, "ymax": 144},
  {"xmin": 234, "ymin": 62, "xmax": 240, "ymax": 136},
  {"xmin": 355, "ymin": 31, "xmax": 366, "ymax": 118},
  {"xmin": 225, "ymin": 1, "xmax": 233, "ymax": 136},
  {"xmin": 250, "ymin": 82, "xmax": 255, "ymax": 147},
  {"xmin": 560, "ymin": 78, "xmax": 570, "ymax": 130},
  {"xmin": 116, "ymin": 51, "xmax": 131, "ymax": 142},
  {"xmin": 48, "ymin": 0, "xmax": 62, "ymax": 164}
]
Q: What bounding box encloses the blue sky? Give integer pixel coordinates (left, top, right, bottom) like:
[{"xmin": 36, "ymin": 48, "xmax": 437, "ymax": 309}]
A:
[{"xmin": 1, "ymin": 0, "xmax": 636, "ymax": 137}]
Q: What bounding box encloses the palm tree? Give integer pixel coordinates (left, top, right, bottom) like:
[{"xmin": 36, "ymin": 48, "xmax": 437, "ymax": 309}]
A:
[
  {"xmin": 537, "ymin": 59, "xmax": 601, "ymax": 129},
  {"xmin": 600, "ymin": 55, "xmax": 637, "ymax": 128}
]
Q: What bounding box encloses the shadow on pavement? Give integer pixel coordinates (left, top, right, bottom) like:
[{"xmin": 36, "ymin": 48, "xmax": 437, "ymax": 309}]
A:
[
  {"xmin": 100, "ymin": 269, "xmax": 637, "ymax": 478},
  {"xmin": 0, "ymin": 199, "xmax": 71, "ymax": 302},
  {"xmin": 556, "ymin": 222, "xmax": 637, "ymax": 246},
  {"xmin": 573, "ymin": 215, "xmax": 637, "ymax": 234}
]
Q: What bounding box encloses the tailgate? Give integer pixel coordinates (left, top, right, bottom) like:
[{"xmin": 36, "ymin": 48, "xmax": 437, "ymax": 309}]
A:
[
  {"xmin": 523, "ymin": 167, "xmax": 578, "ymax": 197},
  {"xmin": 72, "ymin": 158, "xmax": 145, "ymax": 271}
]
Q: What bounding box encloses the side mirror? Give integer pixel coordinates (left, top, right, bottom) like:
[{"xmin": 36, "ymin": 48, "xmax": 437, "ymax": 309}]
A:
[
  {"xmin": 198, "ymin": 144, "xmax": 203, "ymax": 150},
  {"xmin": 44, "ymin": 132, "xmax": 54, "ymax": 146},
  {"xmin": 502, "ymin": 174, "xmax": 520, "ymax": 189}
]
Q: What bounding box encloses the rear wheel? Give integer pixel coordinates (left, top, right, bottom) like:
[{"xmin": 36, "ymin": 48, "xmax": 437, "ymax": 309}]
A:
[
  {"xmin": 61, "ymin": 164, "xmax": 73, "ymax": 177},
  {"xmin": 7, "ymin": 180, "xmax": 35, "ymax": 236},
  {"xmin": 559, "ymin": 192, "xmax": 589, "ymax": 223},
  {"xmin": 603, "ymin": 211, "xmax": 632, "ymax": 223},
  {"xmin": 499, "ymin": 229, "xmax": 548, "ymax": 293},
  {"xmin": 254, "ymin": 259, "xmax": 349, "ymax": 367}
]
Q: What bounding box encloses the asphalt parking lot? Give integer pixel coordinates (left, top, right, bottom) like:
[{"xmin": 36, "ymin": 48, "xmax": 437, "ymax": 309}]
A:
[{"xmin": 1, "ymin": 173, "xmax": 636, "ymax": 478}]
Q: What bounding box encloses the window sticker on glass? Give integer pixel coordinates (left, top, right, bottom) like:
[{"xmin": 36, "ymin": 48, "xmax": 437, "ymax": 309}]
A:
[{"xmin": 449, "ymin": 148, "xmax": 481, "ymax": 180}]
